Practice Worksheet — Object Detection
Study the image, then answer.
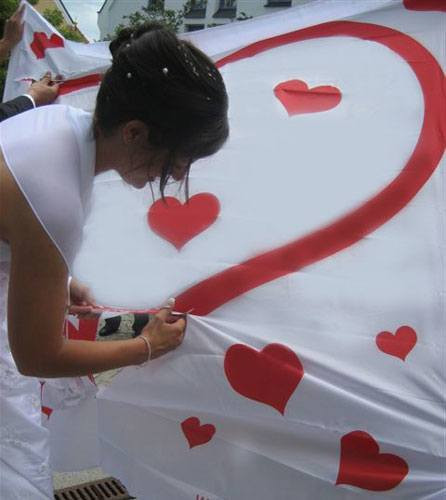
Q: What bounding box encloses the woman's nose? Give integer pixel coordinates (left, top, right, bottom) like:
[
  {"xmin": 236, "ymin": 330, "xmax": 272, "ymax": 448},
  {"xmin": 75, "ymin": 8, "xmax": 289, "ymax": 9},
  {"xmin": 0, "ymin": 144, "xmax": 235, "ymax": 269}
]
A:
[{"xmin": 171, "ymin": 162, "xmax": 189, "ymax": 181}]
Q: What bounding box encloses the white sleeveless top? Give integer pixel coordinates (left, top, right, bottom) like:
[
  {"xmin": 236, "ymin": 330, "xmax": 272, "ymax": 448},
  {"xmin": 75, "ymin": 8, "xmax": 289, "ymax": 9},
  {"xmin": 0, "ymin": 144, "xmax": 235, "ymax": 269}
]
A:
[{"xmin": 0, "ymin": 105, "xmax": 96, "ymax": 271}]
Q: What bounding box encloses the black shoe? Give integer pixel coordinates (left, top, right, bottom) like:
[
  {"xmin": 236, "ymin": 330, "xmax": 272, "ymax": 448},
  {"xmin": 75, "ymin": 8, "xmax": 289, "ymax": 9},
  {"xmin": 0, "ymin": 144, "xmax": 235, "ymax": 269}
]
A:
[{"xmin": 99, "ymin": 316, "xmax": 122, "ymax": 336}]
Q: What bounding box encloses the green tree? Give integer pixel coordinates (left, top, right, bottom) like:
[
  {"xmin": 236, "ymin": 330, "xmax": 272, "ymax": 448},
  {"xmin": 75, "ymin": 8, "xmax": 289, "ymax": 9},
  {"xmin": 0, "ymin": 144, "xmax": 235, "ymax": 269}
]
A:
[
  {"xmin": 105, "ymin": 0, "xmax": 195, "ymax": 39},
  {"xmin": 0, "ymin": 0, "xmax": 21, "ymax": 98},
  {"xmin": 43, "ymin": 8, "xmax": 85, "ymax": 43}
]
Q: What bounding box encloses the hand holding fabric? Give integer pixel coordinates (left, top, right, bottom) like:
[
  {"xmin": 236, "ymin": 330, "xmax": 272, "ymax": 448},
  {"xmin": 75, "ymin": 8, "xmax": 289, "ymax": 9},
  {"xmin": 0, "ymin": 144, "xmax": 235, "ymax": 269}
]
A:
[
  {"xmin": 68, "ymin": 277, "xmax": 100, "ymax": 318},
  {"xmin": 28, "ymin": 72, "xmax": 60, "ymax": 106},
  {"xmin": 141, "ymin": 299, "xmax": 186, "ymax": 360}
]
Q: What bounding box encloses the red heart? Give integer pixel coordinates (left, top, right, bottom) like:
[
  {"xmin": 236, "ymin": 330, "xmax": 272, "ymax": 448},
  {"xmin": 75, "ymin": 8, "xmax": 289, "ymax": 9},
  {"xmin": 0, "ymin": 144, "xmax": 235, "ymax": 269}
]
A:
[
  {"xmin": 274, "ymin": 79, "xmax": 341, "ymax": 115},
  {"xmin": 403, "ymin": 0, "xmax": 446, "ymax": 12},
  {"xmin": 336, "ymin": 431, "xmax": 409, "ymax": 491},
  {"xmin": 375, "ymin": 325, "xmax": 417, "ymax": 361},
  {"xmin": 30, "ymin": 32, "xmax": 64, "ymax": 59},
  {"xmin": 148, "ymin": 193, "xmax": 220, "ymax": 250},
  {"xmin": 181, "ymin": 417, "xmax": 216, "ymax": 448},
  {"xmin": 174, "ymin": 22, "xmax": 445, "ymax": 316},
  {"xmin": 41, "ymin": 405, "xmax": 53, "ymax": 419},
  {"xmin": 40, "ymin": 382, "xmax": 53, "ymax": 419},
  {"xmin": 224, "ymin": 343, "xmax": 304, "ymax": 414}
]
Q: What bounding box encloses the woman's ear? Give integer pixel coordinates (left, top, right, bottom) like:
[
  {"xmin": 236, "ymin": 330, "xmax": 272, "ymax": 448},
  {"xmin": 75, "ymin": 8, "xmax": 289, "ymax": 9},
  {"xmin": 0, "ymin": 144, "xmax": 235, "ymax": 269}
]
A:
[{"xmin": 121, "ymin": 120, "xmax": 149, "ymax": 145}]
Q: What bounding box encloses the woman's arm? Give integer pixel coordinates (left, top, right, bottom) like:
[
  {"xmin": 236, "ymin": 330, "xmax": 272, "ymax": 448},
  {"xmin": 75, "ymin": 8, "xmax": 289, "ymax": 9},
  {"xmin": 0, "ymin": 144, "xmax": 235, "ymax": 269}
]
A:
[{"xmin": 2, "ymin": 160, "xmax": 184, "ymax": 378}]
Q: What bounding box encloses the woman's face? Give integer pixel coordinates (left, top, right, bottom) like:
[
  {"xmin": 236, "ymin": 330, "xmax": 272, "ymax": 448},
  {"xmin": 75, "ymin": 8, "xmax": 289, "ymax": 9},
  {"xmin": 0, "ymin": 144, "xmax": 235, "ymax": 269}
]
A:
[{"xmin": 118, "ymin": 121, "xmax": 190, "ymax": 189}]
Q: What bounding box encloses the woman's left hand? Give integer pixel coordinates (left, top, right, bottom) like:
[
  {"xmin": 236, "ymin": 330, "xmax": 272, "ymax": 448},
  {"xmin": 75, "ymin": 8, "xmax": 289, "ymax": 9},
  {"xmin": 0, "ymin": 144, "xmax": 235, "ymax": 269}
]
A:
[{"xmin": 68, "ymin": 278, "xmax": 101, "ymax": 318}]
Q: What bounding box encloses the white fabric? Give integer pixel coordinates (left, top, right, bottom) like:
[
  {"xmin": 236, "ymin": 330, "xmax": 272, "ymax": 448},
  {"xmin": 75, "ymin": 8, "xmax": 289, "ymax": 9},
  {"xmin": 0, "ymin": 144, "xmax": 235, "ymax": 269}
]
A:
[
  {"xmin": 92, "ymin": 4, "xmax": 445, "ymax": 499},
  {"xmin": 0, "ymin": 106, "xmax": 95, "ymax": 497},
  {"xmin": 0, "ymin": 105, "xmax": 95, "ymax": 270},
  {"xmin": 2, "ymin": 2, "xmax": 445, "ymax": 499},
  {"xmin": 0, "ymin": 246, "xmax": 52, "ymax": 499}
]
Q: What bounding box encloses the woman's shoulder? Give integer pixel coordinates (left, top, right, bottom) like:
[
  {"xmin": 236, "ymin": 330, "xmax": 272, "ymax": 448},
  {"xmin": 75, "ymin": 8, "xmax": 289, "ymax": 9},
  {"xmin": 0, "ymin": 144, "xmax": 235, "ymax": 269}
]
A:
[{"xmin": 0, "ymin": 104, "xmax": 92, "ymax": 136}]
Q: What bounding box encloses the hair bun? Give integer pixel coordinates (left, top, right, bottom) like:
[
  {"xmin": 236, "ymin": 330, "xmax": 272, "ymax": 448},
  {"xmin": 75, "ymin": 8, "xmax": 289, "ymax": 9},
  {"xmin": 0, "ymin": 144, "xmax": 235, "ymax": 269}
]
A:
[
  {"xmin": 109, "ymin": 23, "xmax": 168, "ymax": 59},
  {"xmin": 109, "ymin": 27, "xmax": 134, "ymax": 58}
]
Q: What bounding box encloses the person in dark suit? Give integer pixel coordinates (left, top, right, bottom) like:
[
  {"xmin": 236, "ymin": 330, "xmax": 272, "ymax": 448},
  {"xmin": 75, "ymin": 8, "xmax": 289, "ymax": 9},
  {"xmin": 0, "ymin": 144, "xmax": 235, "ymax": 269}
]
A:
[
  {"xmin": 0, "ymin": 72, "xmax": 60, "ymax": 121},
  {"xmin": 0, "ymin": 5, "xmax": 59, "ymax": 122}
]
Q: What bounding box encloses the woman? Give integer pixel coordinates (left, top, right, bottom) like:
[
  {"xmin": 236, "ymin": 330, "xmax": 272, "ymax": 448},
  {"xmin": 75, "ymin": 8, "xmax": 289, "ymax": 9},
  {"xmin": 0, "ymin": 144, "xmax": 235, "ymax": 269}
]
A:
[{"xmin": 0, "ymin": 23, "xmax": 229, "ymax": 498}]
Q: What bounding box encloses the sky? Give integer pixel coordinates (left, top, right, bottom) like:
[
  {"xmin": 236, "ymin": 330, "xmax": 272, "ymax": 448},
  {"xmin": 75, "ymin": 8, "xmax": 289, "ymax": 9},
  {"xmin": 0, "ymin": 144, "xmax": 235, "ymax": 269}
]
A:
[{"xmin": 63, "ymin": 0, "xmax": 104, "ymax": 41}]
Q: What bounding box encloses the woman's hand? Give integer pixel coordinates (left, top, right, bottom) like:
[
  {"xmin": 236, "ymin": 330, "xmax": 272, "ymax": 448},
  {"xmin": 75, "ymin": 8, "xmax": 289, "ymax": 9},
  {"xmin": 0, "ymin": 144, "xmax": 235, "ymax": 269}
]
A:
[
  {"xmin": 141, "ymin": 299, "xmax": 186, "ymax": 360},
  {"xmin": 68, "ymin": 278, "xmax": 100, "ymax": 318}
]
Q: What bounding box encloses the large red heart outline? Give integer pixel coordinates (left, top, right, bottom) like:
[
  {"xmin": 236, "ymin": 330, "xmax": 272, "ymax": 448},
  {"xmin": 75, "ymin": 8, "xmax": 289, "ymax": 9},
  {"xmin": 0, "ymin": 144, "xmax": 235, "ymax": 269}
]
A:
[
  {"xmin": 274, "ymin": 79, "xmax": 342, "ymax": 115},
  {"xmin": 336, "ymin": 430, "xmax": 409, "ymax": 491},
  {"xmin": 174, "ymin": 21, "xmax": 445, "ymax": 316},
  {"xmin": 403, "ymin": 0, "xmax": 446, "ymax": 12},
  {"xmin": 224, "ymin": 343, "xmax": 304, "ymax": 414}
]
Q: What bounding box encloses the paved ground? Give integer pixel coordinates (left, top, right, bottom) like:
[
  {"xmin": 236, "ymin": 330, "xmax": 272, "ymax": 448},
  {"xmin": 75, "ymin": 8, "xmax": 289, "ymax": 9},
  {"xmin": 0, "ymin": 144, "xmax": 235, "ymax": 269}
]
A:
[{"xmin": 53, "ymin": 315, "xmax": 138, "ymax": 495}]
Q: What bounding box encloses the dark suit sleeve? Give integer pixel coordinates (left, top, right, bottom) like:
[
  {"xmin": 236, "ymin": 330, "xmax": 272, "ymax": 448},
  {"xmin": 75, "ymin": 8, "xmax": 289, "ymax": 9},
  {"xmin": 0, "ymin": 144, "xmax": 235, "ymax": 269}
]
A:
[{"xmin": 0, "ymin": 95, "xmax": 34, "ymax": 122}]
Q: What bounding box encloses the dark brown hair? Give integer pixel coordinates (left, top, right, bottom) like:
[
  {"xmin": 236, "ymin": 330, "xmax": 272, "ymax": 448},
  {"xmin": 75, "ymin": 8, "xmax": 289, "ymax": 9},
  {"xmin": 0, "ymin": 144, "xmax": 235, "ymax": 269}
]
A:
[{"xmin": 95, "ymin": 23, "xmax": 229, "ymax": 197}]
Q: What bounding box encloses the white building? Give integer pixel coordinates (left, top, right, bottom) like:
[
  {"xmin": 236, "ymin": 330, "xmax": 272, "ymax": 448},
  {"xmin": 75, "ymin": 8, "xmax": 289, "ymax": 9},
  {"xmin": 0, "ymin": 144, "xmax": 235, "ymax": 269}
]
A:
[{"xmin": 98, "ymin": 0, "xmax": 312, "ymax": 40}]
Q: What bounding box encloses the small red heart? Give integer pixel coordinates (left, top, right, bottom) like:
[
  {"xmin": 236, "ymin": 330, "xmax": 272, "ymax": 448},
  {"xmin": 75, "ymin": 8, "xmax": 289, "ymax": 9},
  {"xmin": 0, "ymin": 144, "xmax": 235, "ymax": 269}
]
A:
[
  {"xmin": 375, "ymin": 325, "xmax": 417, "ymax": 361},
  {"xmin": 336, "ymin": 431, "xmax": 409, "ymax": 491},
  {"xmin": 403, "ymin": 0, "xmax": 446, "ymax": 12},
  {"xmin": 148, "ymin": 193, "xmax": 220, "ymax": 250},
  {"xmin": 41, "ymin": 405, "xmax": 53, "ymax": 419},
  {"xmin": 274, "ymin": 79, "xmax": 341, "ymax": 116},
  {"xmin": 224, "ymin": 343, "xmax": 304, "ymax": 414},
  {"xmin": 181, "ymin": 417, "xmax": 216, "ymax": 448},
  {"xmin": 30, "ymin": 32, "xmax": 64, "ymax": 59},
  {"xmin": 40, "ymin": 382, "xmax": 53, "ymax": 419}
]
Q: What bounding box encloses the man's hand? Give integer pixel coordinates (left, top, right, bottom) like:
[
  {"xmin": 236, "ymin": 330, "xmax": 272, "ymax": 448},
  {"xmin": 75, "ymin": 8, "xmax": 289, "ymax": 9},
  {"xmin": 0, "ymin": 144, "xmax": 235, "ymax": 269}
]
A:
[
  {"xmin": 28, "ymin": 72, "xmax": 60, "ymax": 106},
  {"xmin": 0, "ymin": 5, "xmax": 25, "ymax": 60}
]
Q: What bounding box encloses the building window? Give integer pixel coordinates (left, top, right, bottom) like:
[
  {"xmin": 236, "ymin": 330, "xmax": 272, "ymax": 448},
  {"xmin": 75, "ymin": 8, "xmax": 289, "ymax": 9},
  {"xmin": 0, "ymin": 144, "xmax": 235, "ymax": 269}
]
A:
[
  {"xmin": 214, "ymin": 0, "xmax": 236, "ymax": 19},
  {"xmin": 185, "ymin": 24, "xmax": 205, "ymax": 32},
  {"xmin": 185, "ymin": 0, "xmax": 207, "ymax": 19},
  {"xmin": 265, "ymin": 0, "xmax": 292, "ymax": 7},
  {"xmin": 220, "ymin": 0, "xmax": 236, "ymax": 7},
  {"xmin": 147, "ymin": 0, "xmax": 164, "ymax": 7}
]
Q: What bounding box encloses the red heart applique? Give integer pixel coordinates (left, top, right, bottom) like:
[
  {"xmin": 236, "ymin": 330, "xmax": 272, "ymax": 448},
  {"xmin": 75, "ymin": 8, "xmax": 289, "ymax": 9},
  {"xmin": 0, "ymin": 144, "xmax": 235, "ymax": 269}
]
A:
[
  {"xmin": 65, "ymin": 317, "xmax": 99, "ymax": 342},
  {"xmin": 375, "ymin": 326, "xmax": 417, "ymax": 361},
  {"xmin": 30, "ymin": 32, "xmax": 64, "ymax": 59},
  {"xmin": 148, "ymin": 193, "xmax": 220, "ymax": 250},
  {"xmin": 181, "ymin": 417, "xmax": 216, "ymax": 448},
  {"xmin": 274, "ymin": 79, "xmax": 341, "ymax": 115},
  {"xmin": 224, "ymin": 343, "xmax": 304, "ymax": 414},
  {"xmin": 174, "ymin": 22, "xmax": 445, "ymax": 316},
  {"xmin": 41, "ymin": 405, "xmax": 53, "ymax": 419},
  {"xmin": 336, "ymin": 431, "xmax": 409, "ymax": 491},
  {"xmin": 40, "ymin": 382, "xmax": 53, "ymax": 419},
  {"xmin": 403, "ymin": 0, "xmax": 446, "ymax": 12}
]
